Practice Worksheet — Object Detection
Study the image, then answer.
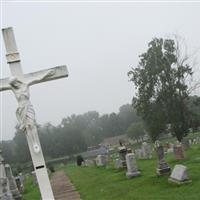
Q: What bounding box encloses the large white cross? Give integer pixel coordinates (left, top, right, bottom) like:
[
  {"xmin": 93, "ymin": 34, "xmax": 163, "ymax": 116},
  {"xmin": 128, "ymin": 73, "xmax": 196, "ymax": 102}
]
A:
[{"xmin": 1, "ymin": 27, "xmax": 69, "ymax": 200}]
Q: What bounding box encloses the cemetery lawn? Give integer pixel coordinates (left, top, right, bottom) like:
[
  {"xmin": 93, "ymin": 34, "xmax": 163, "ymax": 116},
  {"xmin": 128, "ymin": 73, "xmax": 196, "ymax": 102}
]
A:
[
  {"xmin": 22, "ymin": 176, "xmax": 40, "ymax": 200},
  {"xmin": 64, "ymin": 145, "xmax": 200, "ymax": 200}
]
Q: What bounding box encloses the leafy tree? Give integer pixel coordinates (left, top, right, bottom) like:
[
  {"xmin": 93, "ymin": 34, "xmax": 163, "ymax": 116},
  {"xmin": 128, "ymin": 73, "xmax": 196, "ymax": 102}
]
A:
[
  {"xmin": 187, "ymin": 95, "xmax": 200, "ymax": 131},
  {"xmin": 129, "ymin": 38, "xmax": 193, "ymax": 141},
  {"xmin": 118, "ymin": 104, "xmax": 141, "ymax": 131},
  {"xmin": 126, "ymin": 122, "xmax": 146, "ymax": 141}
]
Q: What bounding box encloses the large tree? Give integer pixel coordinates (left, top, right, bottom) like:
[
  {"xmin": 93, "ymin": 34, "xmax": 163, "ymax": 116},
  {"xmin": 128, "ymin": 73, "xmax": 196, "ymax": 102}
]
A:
[{"xmin": 128, "ymin": 38, "xmax": 193, "ymax": 141}]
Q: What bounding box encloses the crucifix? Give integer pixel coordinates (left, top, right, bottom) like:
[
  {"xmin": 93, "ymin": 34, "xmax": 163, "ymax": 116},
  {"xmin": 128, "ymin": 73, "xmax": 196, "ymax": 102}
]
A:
[{"xmin": 1, "ymin": 27, "xmax": 68, "ymax": 200}]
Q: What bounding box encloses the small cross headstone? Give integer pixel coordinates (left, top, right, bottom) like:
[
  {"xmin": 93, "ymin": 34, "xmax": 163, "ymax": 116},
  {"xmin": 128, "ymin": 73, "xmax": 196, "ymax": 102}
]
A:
[
  {"xmin": 1, "ymin": 27, "xmax": 68, "ymax": 200},
  {"xmin": 155, "ymin": 141, "xmax": 171, "ymax": 176},
  {"xmin": 5, "ymin": 164, "xmax": 21, "ymax": 200},
  {"xmin": 125, "ymin": 153, "xmax": 140, "ymax": 178},
  {"xmin": 168, "ymin": 164, "xmax": 191, "ymax": 184}
]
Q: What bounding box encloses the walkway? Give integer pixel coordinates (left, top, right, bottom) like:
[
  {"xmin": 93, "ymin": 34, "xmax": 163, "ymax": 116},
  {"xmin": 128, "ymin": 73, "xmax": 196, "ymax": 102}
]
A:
[{"xmin": 51, "ymin": 171, "xmax": 81, "ymax": 200}]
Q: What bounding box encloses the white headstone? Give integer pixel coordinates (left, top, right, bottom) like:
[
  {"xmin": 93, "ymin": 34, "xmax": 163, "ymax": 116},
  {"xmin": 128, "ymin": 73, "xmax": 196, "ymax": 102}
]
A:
[
  {"xmin": 167, "ymin": 148, "xmax": 174, "ymax": 154},
  {"xmin": 95, "ymin": 155, "xmax": 107, "ymax": 166},
  {"xmin": 141, "ymin": 142, "xmax": 152, "ymax": 159},
  {"xmin": 125, "ymin": 153, "xmax": 140, "ymax": 178},
  {"xmin": 114, "ymin": 159, "xmax": 123, "ymax": 169},
  {"xmin": 169, "ymin": 164, "xmax": 191, "ymax": 184},
  {"xmin": 84, "ymin": 159, "xmax": 95, "ymax": 167}
]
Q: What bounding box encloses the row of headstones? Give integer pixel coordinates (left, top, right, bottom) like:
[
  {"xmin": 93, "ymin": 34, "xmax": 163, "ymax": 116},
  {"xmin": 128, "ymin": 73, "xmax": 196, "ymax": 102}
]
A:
[
  {"xmin": 84, "ymin": 141, "xmax": 192, "ymax": 184},
  {"xmin": 188, "ymin": 137, "xmax": 200, "ymax": 145},
  {"xmin": 135, "ymin": 139, "xmax": 194, "ymax": 161},
  {"xmin": 0, "ymin": 151, "xmax": 24, "ymax": 200}
]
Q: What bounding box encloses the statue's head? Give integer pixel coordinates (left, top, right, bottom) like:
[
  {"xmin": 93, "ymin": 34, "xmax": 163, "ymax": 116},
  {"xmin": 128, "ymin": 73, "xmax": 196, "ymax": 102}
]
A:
[{"xmin": 9, "ymin": 77, "xmax": 23, "ymax": 89}]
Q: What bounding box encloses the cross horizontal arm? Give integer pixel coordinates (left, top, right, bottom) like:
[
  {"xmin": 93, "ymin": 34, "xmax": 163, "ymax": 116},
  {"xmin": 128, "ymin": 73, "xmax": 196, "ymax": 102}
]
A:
[
  {"xmin": 0, "ymin": 77, "xmax": 11, "ymax": 92},
  {"xmin": 25, "ymin": 65, "xmax": 68, "ymax": 86}
]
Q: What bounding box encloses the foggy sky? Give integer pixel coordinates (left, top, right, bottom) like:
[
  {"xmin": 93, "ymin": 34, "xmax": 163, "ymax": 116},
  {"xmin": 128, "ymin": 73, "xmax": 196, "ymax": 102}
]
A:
[{"xmin": 1, "ymin": 1, "xmax": 200, "ymax": 140}]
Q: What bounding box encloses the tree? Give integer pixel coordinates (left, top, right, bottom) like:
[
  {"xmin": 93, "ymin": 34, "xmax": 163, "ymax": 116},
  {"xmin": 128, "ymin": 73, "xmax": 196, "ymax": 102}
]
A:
[
  {"xmin": 187, "ymin": 95, "xmax": 200, "ymax": 131},
  {"xmin": 126, "ymin": 122, "xmax": 146, "ymax": 141},
  {"xmin": 118, "ymin": 104, "xmax": 141, "ymax": 131},
  {"xmin": 13, "ymin": 125, "xmax": 31, "ymax": 163},
  {"xmin": 128, "ymin": 37, "xmax": 193, "ymax": 141}
]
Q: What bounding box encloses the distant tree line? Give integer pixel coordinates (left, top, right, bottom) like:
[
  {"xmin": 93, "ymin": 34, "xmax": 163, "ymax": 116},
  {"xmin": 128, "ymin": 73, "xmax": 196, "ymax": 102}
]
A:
[
  {"xmin": 1, "ymin": 104, "xmax": 141, "ymax": 165},
  {"xmin": 2, "ymin": 96, "xmax": 199, "ymax": 167}
]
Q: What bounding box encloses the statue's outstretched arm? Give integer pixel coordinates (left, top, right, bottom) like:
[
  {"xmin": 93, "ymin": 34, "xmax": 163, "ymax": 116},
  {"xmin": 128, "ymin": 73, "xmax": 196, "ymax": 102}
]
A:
[{"xmin": 27, "ymin": 70, "xmax": 55, "ymax": 85}]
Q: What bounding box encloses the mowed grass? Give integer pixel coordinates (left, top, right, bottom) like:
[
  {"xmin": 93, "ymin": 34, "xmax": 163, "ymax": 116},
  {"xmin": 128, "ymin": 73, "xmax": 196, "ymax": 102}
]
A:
[
  {"xmin": 64, "ymin": 145, "xmax": 200, "ymax": 200},
  {"xmin": 22, "ymin": 176, "xmax": 40, "ymax": 200}
]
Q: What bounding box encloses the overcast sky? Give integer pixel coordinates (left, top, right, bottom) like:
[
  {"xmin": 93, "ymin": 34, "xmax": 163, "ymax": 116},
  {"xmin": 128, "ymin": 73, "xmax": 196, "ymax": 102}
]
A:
[{"xmin": 1, "ymin": 1, "xmax": 200, "ymax": 140}]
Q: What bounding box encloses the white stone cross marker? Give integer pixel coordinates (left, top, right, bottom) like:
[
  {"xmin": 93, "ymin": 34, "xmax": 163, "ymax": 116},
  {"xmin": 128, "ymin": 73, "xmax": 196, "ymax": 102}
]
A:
[{"xmin": 1, "ymin": 27, "xmax": 69, "ymax": 200}]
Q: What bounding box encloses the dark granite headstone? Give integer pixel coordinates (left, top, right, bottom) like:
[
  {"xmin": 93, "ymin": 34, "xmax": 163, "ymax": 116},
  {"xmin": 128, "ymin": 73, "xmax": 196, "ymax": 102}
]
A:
[{"xmin": 155, "ymin": 141, "xmax": 171, "ymax": 176}]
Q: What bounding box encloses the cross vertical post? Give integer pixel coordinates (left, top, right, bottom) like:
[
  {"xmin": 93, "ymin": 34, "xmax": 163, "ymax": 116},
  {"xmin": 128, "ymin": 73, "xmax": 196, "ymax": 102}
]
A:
[{"xmin": 1, "ymin": 27, "xmax": 69, "ymax": 200}]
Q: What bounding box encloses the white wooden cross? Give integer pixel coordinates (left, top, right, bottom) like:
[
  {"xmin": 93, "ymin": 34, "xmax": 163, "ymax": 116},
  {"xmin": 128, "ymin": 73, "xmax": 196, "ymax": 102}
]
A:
[{"xmin": 1, "ymin": 27, "xmax": 69, "ymax": 200}]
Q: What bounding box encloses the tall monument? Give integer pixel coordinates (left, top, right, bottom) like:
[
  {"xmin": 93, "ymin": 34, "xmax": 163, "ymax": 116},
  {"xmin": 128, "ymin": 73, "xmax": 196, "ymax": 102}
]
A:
[{"xmin": 0, "ymin": 27, "xmax": 69, "ymax": 200}]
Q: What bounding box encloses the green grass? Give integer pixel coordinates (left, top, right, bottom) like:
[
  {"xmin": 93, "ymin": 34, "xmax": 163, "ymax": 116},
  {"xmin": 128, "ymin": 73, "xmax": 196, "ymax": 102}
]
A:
[
  {"xmin": 22, "ymin": 176, "xmax": 40, "ymax": 200},
  {"xmin": 63, "ymin": 145, "xmax": 200, "ymax": 200}
]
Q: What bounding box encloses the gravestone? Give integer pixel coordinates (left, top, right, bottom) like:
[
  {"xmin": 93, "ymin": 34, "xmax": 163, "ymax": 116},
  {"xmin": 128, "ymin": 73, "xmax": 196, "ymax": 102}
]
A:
[
  {"xmin": 181, "ymin": 138, "xmax": 190, "ymax": 150},
  {"xmin": 141, "ymin": 142, "xmax": 152, "ymax": 159},
  {"xmin": 0, "ymin": 150, "xmax": 14, "ymax": 200},
  {"xmin": 95, "ymin": 155, "xmax": 107, "ymax": 166},
  {"xmin": 166, "ymin": 148, "xmax": 174, "ymax": 154},
  {"xmin": 125, "ymin": 153, "xmax": 140, "ymax": 178},
  {"xmin": 173, "ymin": 143, "xmax": 185, "ymax": 160},
  {"xmin": 84, "ymin": 159, "xmax": 95, "ymax": 167},
  {"xmin": 135, "ymin": 149, "xmax": 143, "ymax": 159},
  {"xmin": 193, "ymin": 138, "xmax": 197, "ymax": 144},
  {"xmin": 168, "ymin": 164, "xmax": 191, "ymax": 184},
  {"xmin": 1, "ymin": 27, "xmax": 68, "ymax": 200},
  {"xmin": 193, "ymin": 137, "xmax": 200, "ymax": 144},
  {"xmin": 114, "ymin": 159, "xmax": 123, "ymax": 169},
  {"xmin": 155, "ymin": 141, "xmax": 171, "ymax": 176},
  {"xmin": 5, "ymin": 164, "xmax": 21, "ymax": 200},
  {"xmin": 15, "ymin": 177, "xmax": 24, "ymax": 193},
  {"xmin": 169, "ymin": 143, "xmax": 174, "ymax": 149},
  {"xmin": 118, "ymin": 146, "xmax": 127, "ymax": 168}
]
